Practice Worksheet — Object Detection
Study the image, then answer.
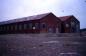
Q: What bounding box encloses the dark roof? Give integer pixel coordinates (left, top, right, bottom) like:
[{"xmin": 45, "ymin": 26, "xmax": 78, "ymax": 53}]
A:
[
  {"xmin": 0, "ymin": 12, "xmax": 51, "ymax": 25},
  {"xmin": 58, "ymin": 15, "xmax": 73, "ymax": 21}
]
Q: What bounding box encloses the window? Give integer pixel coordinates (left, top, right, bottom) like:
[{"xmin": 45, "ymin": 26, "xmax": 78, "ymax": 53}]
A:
[
  {"xmin": 71, "ymin": 21, "xmax": 75, "ymax": 26},
  {"xmin": 3, "ymin": 26, "xmax": 5, "ymax": 31},
  {"xmin": 41, "ymin": 23, "xmax": 46, "ymax": 29},
  {"xmin": 48, "ymin": 28, "xmax": 54, "ymax": 33},
  {"xmin": 0, "ymin": 26, "xmax": 3, "ymax": 31},
  {"xmin": 19, "ymin": 24, "xmax": 22, "ymax": 30},
  {"xmin": 2, "ymin": 26, "xmax": 3, "ymax": 31},
  {"xmin": 43, "ymin": 23, "xmax": 46, "ymax": 28},
  {"xmin": 9, "ymin": 25, "xmax": 11, "ymax": 31},
  {"xmin": 35, "ymin": 23, "xmax": 39, "ymax": 29},
  {"xmin": 15, "ymin": 25, "xmax": 17, "ymax": 30},
  {"xmin": 5, "ymin": 26, "xmax": 7, "ymax": 31},
  {"xmin": 65, "ymin": 23, "xmax": 69, "ymax": 27},
  {"xmin": 0, "ymin": 26, "xmax": 2, "ymax": 31},
  {"xmin": 76, "ymin": 24, "xmax": 79, "ymax": 32},
  {"xmin": 29, "ymin": 23, "xmax": 33, "ymax": 29},
  {"xmin": 23, "ymin": 24, "xmax": 27, "ymax": 30},
  {"xmin": 2, "ymin": 26, "xmax": 4, "ymax": 31},
  {"xmin": 7, "ymin": 26, "xmax": 9, "ymax": 31},
  {"xmin": 10, "ymin": 25, "xmax": 14, "ymax": 31}
]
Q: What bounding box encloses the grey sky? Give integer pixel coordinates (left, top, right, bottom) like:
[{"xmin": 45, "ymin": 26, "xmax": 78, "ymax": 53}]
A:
[{"xmin": 0, "ymin": 0, "xmax": 86, "ymax": 29}]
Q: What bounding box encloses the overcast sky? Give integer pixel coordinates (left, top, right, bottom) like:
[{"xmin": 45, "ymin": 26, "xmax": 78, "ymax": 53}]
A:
[{"xmin": 0, "ymin": 0, "xmax": 86, "ymax": 29}]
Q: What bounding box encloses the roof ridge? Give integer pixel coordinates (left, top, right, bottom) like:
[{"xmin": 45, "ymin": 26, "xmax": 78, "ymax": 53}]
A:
[
  {"xmin": 58, "ymin": 15, "xmax": 73, "ymax": 21},
  {"xmin": 0, "ymin": 12, "xmax": 52, "ymax": 25}
]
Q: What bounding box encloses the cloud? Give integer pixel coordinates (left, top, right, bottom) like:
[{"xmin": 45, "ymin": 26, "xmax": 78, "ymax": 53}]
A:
[{"xmin": 0, "ymin": 0, "xmax": 86, "ymax": 28}]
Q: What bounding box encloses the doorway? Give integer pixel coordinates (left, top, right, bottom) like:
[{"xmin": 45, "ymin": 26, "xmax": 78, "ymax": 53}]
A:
[{"xmin": 48, "ymin": 27, "xmax": 54, "ymax": 33}]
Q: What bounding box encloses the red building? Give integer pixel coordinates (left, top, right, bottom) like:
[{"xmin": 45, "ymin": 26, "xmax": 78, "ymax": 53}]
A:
[
  {"xmin": 59, "ymin": 15, "xmax": 80, "ymax": 33},
  {"xmin": 0, "ymin": 13, "xmax": 80, "ymax": 34},
  {"xmin": 0, "ymin": 13, "xmax": 61, "ymax": 34}
]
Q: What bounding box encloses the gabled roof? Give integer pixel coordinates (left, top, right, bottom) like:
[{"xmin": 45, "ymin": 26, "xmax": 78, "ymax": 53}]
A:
[
  {"xmin": 58, "ymin": 15, "xmax": 73, "ymax": 21},
  {"xmin": 0, "ymin": 12, "xmax": 52, "ymax": 25}
]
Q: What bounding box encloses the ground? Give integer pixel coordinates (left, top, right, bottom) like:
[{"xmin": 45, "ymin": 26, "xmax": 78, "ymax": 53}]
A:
[{"xmin": 0, "ymin": 33, "xmax": 86, "ymax": 56}]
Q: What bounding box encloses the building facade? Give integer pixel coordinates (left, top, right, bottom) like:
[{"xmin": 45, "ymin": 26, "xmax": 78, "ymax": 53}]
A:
[
  {"xmin": 59, "ymin": 15, "xmax": 80, "ymax": 33},
  {"xmin": 0, "ymin": 13, "xmax": 80, "ymax": 34},
  {"xmin": 0, "ymin": 13, "xmax": 61, "ymax": 34}
]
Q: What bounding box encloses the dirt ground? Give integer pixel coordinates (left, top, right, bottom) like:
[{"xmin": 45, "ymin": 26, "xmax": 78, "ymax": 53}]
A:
[{"xmin": 0, "ymin": 33, "xmax": 86, "ymax": 56}]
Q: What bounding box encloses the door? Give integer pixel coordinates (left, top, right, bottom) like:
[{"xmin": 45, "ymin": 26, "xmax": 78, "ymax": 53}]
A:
[
  {"xmin": 56, "ymin": 28, "xmax": 59, "ymax": 33},
  {"xmin": 48, "ymin": 27, "xmax": 54, "ymax": 33}
]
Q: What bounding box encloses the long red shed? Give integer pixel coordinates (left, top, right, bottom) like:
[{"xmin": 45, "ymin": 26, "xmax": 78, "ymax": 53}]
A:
[
  {"xmin": 59, "ymin": 15, "xmax": 80, "ymax": 33},
  {"xmin": 0, "ymin": 13, "xmax": 61, "ymax": 34}
]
